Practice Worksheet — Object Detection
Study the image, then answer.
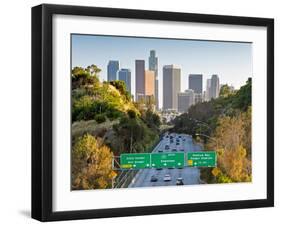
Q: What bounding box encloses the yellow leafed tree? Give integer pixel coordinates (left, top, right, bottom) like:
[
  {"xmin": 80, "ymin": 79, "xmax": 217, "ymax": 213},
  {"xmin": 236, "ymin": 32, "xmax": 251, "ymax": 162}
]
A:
[
  {"xmin": 72, "ymin": 134, "xmax": 116, "ymax": 190},
  {"xmin": 208, "ymin": 110, "xmax": 251, "ymax": 182}
]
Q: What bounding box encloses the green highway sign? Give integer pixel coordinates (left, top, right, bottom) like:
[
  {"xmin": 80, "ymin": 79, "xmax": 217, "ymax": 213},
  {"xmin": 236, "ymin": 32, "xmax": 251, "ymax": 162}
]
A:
[
  {"xmin": 120, "ymin": 153, "xmax": 151, "ymax": 169},
  {"xmin": 187, "ymin": 151, "xmax": 216, "ymax": 167},
  {"xmin": 151, "ymin": 153, "xmax": 185, "ymax": 168}
]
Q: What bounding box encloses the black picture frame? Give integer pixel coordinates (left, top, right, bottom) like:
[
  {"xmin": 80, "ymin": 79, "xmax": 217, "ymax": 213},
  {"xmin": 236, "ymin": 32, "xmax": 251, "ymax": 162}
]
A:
[{"xmin": 32, "ymin": 3, "xmax": 274, "ymax": 222}]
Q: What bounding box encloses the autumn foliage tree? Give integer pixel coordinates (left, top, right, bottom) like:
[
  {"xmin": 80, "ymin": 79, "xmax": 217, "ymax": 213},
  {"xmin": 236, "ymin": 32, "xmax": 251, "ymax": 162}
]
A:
[
  {"xmin": 72, "ymin": 134, "xmax": 116, "ymax": 190},
  {"xmin": 207, "ymin": 110, "xmax": 252, "ymax": 183}
]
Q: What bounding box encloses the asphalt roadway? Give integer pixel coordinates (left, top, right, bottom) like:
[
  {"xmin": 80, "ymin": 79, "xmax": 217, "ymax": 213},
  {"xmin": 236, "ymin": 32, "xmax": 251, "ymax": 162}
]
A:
[{"xmin": 128, "ymin": 133, "xmax": 202, "ymax": 188}]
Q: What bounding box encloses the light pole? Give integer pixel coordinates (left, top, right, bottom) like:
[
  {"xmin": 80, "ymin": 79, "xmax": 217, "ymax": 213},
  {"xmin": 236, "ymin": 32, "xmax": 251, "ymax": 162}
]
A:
[{"xmin": 195, "ymin": 133, "xmax": 218, "ymax": 151}]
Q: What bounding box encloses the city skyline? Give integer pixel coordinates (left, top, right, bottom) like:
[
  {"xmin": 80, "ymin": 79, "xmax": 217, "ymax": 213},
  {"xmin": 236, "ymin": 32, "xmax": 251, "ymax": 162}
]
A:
[{"xmin": 72, "ymin": 34, "xmax": 252, "ymax": 108}]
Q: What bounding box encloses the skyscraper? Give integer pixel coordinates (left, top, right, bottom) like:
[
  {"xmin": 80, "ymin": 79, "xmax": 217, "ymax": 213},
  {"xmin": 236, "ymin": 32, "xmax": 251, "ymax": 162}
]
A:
[
  {"xmin": 209, "ymin": 74, "xmax": 220, "ymax": 99},
  {"xmin": 144, "ymin": 70, "xmax": 155, "ymax": 96},
  {"xmin": 135, "ymin": 60, "xmax": 145, "ymax": 101},
  {"xmin": 107, "ymin": 60, "xmax": 119, "ymax": 81},
  {"xmin": 163, "ymin": 65, "xmax": 181, "ymax": 110},
  {"xmin": 178, "ymin": 89, "xmax": 195, "ymax": 113},
  {"xmin": 149, "ymin": 50, "xmax": 159, "ymax": 109},
  {"xmin": 189, "ymin": 74, "xmax": 203, "ymax": 94},
  {"xmin": 205, "ymin": 78, "xmax": 211, "ymax": 101},
  {"xmin": 118, "ymin": 68, "xmax": 131, "ymax": 93}
]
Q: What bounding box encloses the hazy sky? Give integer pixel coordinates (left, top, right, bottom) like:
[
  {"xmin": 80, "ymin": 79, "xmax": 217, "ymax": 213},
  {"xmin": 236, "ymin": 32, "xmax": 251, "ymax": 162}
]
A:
[{"xmin": 72, "ymin": 34, "xmax": 252, "ymax": 108}]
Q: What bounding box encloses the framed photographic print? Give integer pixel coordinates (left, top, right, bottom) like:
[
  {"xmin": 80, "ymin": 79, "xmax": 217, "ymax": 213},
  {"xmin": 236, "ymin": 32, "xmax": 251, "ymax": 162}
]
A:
[{"xmin": 32, "ymin": 4, "xmax": 274, "ymax": 221}]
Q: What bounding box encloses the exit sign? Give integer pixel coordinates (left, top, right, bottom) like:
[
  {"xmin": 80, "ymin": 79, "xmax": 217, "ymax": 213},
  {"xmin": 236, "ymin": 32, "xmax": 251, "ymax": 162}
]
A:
[
  {"xmin": 151, "ymin": 153, "xmax": 184, "ymax": 168},
  {"xmin": 187, "ymin": 151, "xmax": 216, "ymax": 167},
  {"xmin": 120, "ymin": 153, "xmax": 150, "ymax": 169}
]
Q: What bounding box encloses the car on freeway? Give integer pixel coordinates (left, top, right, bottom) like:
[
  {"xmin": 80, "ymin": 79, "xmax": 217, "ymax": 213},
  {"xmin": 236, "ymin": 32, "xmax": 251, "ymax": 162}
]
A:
[
  {"xmin": 180, "ymin": 149, "xmax": 184, "ymax": 152},
  {"xmin": 165, "ymin": 145, "xmax": 169, "ymax": 150},
  {"xmin": 158, "ymin": 150, "xmax": 163, "ymax": 153},
  {"xmin": 176, "ymin": 142, "xmax": 180, "ymax": 145},
  {"xmin": 163, "ymin": 174, "xmax": 172, "ymax": 182},
  {"xmin": 156, "ymin": 168, "xmax": 163, "ymax": 170},
  {"xmin": 172, "ymin": 148, "xmax": 177, "ymax": 152},
  {"xmin": 168, "ymin": 166, "xmax": 174, "ymax": 169},
  {"xmin": 150, "ymin": 175, "xmax": 158, "ymax": 182},
  {"xmin": 176, "ymin": 178, "xmax": 184, "ymax": 185}
]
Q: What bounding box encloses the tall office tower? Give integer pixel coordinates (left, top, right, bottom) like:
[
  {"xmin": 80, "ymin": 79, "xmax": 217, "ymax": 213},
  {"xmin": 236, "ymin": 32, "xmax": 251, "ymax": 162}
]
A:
[
  {"xmin": 178, "ymin": 89, "xmax": 195, "ymax": 113},
  {"xmin": 135, "ymin": 60, "xmax": 145, "ymax": 101},
  {"xmin": 206, "ymin": 78, "xmax": 211, "ymax": 101},
  {"xmin": 210, "ymin": 74, "xmax": 220, "ymax": 99},
  {"xmin": 107, "ymin": 60, "xmax": 119, "ymax": 81},
  {"xmin": 189, "ymin": 74, "xmax": 203, "ymax": 94},
  {"xmin": 149, "ymin": 50, "xmax": 159, "ymax": 109},
  {"xmin": 163, "ymin": 65, "xmax": 181, "ymax": 110},
  {"xmin": 118, "ymin": 68, "xmax": 131, "ymax": 93},
  {"xmin": 144, "ymin": 70, "xmax": 155, "ymax": 96}
]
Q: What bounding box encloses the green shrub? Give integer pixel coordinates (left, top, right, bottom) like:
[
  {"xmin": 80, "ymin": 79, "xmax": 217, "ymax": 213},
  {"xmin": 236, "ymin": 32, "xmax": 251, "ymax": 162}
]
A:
[
  {"xmin": 127, "ymin": 109, "xmax": 137, "ymax": 119},
  {"xmin": 106, "ymin": 110, "xmax": 122, "ymax": 120},
  {"xmin": 95, "ymin": 114, "xmax": 106, "ymax": 123}
]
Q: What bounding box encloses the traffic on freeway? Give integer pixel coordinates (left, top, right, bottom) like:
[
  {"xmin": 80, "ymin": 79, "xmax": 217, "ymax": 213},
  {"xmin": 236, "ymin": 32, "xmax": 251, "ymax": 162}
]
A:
[{"xmin": 128, "ymin": 133, "xmax": 202, "ymax": 188}]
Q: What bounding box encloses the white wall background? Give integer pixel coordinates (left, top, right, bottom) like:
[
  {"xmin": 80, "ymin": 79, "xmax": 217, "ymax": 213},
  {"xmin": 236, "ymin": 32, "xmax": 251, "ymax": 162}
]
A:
[{"xmin": 0, "ymin": 0, "xmax": 279, "ymax": 225}]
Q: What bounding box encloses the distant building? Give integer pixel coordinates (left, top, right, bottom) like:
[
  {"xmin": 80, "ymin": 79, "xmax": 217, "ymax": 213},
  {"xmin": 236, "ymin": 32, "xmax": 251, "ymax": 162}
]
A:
[
  {"xmin": 118, "ymin": 68, "xmax": 131, "ymax": 93},
  {"xmin": 209, "ymin": 74, "xmax": 220, "ymax": 99},
  {"xmin": 178, "ymin": 89, "xmax": 195, "ymax": 113},
  {"xmin": 149, "ymin": 50, "xmax": 159, "ymax": 109},
  {"xmin": 203, "ymin": 91, "xmax": 207, "ymax": 102},
  {"xmin": 163, "ymin": 65, "xmax": 181, "ymax": 111},
  {"xmin": 145, "ymin": 70, "xmax": 155, "ymax": 96},
  {"xmin": 194, "ymin": 93, "xmax": 203, "ymax": 104},
  {"xmin": 205, "ymin": 78, "xmax": 211, "ymax": 101},
  {"xmin": 107, "ymin": 60, "xmax": 119, "ymax": 81},
  {"xmin": 189, "ymin": 74, "xmax": 203, "ymax": 94},
  {"xmin": 135, "ymin": 60, "xmax": 145, "ymax": 101}
]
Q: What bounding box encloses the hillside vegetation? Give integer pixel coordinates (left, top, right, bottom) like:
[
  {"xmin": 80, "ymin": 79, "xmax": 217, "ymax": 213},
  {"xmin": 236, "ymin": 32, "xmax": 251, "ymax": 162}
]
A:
[
  {"xmin": 172, "ymin": 78, "xmax": 252, "ymax": 183},
  {"xmin": 71, "ymin": 65, "xmax": 160, "ymax": 190}
]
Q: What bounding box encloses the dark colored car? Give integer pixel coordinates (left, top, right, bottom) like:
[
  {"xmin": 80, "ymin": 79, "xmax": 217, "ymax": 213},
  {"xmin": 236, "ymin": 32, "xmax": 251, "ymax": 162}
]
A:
[
  {"xmin": 150, "ymin": 175, "xmax": 158, "ymax": 182},
  {"xmin": 176, "ymin": 178, "xmax": 184, "ymax": 185}
]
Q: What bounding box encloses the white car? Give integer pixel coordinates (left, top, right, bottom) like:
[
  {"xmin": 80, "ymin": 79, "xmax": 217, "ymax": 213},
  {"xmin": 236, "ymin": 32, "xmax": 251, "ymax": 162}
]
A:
[{"xmin": 163, "ymin": 174, "xmax": 172, "ymax": 182}]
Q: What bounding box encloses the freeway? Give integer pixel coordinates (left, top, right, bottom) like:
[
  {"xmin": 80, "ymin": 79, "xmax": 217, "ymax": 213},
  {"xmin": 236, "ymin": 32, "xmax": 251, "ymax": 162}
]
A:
[{"xmin": 128, "ymin": 133, "xmax": 202, "ymax": 188}]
